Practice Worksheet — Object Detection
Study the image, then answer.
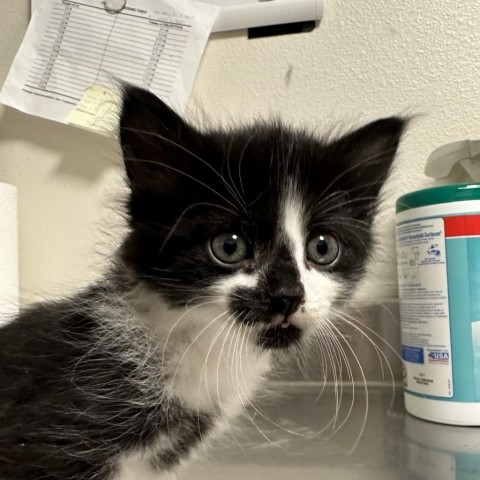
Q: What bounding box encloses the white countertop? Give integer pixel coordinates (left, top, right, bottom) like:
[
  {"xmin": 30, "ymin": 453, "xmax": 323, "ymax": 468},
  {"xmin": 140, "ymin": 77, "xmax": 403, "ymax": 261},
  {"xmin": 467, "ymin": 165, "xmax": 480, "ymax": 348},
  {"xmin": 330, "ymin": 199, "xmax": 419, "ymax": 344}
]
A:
[{"xmin": 180, "ymin": 384, "xmax": 480, "ymax": 480}]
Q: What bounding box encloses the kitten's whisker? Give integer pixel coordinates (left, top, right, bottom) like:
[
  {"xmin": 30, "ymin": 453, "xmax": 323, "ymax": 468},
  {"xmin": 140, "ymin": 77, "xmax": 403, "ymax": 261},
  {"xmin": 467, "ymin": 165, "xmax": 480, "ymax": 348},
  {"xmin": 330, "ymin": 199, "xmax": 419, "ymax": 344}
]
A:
[
  {"xmin": 185, "ymin": 295, "xmax": 224, "ymax": 309},
  {"xmin": 216, "ymin": 318, "xmax": 238, "ymax": 411},
  {"xmin": 371, "ymin": 302, "xmax": 400, "ymax": 326},
  {"xmin": 330, "ymin": 307, "xmax": 401, "ymax": 361},
  {"xmin": 170, "ymin": 310, "xmax": 229, "ymax": 392},
  {"xmin": 330, "ymin": 309, "xmax": 397, "ymax": 409},
  {"xmin": 228, "ymin": 325, "xmax": 254, "ymax": 431},
  {"xmin": 323, "ymin": 318, "xmax": 369, "ymax": 452},
  {"xmin": 317, "ymin": 323, "xmax": 342, "ymax": 425},
  {"xmin": 311, "ymin": 335, "xmax": 329, "ymax": 401},
  {"xmin": 326, "ymin": 325, "xmax": 352, "ymax": 421},
  {"xmin": 306, "ymin": 332, "xmax": 339, "ymax": 438},
  {"xmin": 197, "ymin": 316, "xmax": 232, "ymax": 434},
  {"xmin": 318, "ymin": 322, "xmax": 356, "ymax": 434},
  {"xmin": 323, "ymin": 327, "xmax": 344, "ymax": 428},
  {"xmin": 230, "ymin": 327, "xmax": 252, "ymax": 424},
  {"xmin": 239, "ymin": 326, "xmax": 302, "ymax": 437},
  {"xmin": 233, "ymin": 325, "xmax": 284, "ymax": 449},
  {"xmin": 161, "ymin": 299, "xmax": 224, "ymax": 367},
  {"xmin": 218, "ymin": 320, "xmax": 250, "ymax": 453}
]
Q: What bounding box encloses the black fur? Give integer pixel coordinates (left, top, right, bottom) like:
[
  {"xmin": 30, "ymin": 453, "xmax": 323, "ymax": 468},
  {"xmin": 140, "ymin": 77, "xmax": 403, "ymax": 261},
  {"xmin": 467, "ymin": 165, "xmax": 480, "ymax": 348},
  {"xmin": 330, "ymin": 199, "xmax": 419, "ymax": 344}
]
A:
[
  {"xmin": 0, "ymin": 285, "xmax": 213, "ymax": 480},
  {"xmin": 0, "ymin": 85, "xmax": 405, "ymax": 479}
]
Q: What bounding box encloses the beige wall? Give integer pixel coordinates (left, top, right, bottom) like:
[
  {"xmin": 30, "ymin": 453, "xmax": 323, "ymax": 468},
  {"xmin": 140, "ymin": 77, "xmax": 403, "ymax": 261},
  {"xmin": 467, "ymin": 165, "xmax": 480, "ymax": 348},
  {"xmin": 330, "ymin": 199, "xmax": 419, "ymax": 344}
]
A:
[{"xmin": 1, "ymin": 1, "xmax": 479, "ymax": 378}]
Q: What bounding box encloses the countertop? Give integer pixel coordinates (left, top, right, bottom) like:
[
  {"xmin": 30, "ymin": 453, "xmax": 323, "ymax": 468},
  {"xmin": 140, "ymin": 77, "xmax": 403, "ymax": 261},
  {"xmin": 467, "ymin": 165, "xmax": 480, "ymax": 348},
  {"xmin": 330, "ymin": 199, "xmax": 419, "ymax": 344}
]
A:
[{"xmin": 180, "ymin": 384, "xmax": 480, "ymax": 480}]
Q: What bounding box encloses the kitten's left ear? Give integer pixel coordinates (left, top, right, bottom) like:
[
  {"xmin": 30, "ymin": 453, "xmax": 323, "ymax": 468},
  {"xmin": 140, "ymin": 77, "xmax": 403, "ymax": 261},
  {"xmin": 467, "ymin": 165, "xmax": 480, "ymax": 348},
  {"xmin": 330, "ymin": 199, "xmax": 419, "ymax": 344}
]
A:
[{"xmin": 334, "ymin": 116, "xmax": 406, "ymax": 211}]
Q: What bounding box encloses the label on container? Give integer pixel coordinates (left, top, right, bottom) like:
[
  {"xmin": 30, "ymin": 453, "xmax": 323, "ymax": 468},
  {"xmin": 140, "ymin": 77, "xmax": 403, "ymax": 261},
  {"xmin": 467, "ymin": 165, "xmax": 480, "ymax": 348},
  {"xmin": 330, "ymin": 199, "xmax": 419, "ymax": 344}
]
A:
[
  {"xmin": 442, "ymin": 214, "xmax": 480, "ymax": 402},
  {"xmin": 396, "ymin": 217, "xmax": 453, "ymax": 397}
]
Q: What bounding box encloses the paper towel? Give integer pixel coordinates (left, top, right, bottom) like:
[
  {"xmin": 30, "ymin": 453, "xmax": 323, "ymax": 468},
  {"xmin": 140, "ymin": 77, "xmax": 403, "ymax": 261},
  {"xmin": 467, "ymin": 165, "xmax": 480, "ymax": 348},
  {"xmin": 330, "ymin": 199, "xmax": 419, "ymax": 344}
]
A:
[
  {"xmin": 0, "ymin": 183, "xmax": 18, "ymax": 323},
  {"xmin": 425, "ymin": 140, "xmax": 480, "ymax": 181}
]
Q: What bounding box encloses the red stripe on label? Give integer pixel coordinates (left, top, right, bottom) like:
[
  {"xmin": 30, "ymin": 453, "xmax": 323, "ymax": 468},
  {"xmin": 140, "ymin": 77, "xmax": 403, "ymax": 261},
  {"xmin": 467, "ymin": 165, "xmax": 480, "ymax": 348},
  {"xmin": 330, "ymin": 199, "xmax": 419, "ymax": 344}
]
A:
[{"xmin": 444, "ymin": 215, "xmax": 480, "ymax": 237}]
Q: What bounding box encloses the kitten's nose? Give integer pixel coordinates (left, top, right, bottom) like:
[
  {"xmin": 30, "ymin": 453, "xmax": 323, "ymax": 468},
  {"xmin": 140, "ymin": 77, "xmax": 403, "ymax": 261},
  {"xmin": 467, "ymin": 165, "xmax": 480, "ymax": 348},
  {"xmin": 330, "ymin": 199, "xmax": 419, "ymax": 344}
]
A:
[{"xmin": 270, "ymin": 285, "xmax": 305, "ymax": 317}]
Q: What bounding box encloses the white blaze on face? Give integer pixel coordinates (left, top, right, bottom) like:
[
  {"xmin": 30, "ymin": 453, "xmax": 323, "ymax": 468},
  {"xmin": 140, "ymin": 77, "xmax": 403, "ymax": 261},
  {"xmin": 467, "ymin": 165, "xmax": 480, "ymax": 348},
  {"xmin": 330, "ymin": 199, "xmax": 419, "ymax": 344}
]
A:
[
  {"xmin": 214, "ymin": 270, "xmax": 259, "ymax": 296},
  {"xmin": 281, "ymin": 182, "xmax": 342, "ymax": 330}
]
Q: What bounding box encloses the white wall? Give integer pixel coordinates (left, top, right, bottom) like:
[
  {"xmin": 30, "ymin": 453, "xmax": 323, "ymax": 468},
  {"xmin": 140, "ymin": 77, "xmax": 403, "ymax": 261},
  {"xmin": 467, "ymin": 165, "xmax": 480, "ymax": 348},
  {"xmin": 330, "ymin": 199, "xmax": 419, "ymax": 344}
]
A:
[{"xmin": 1, "ymin": 0, "xmax": 479, "ymax": 308}]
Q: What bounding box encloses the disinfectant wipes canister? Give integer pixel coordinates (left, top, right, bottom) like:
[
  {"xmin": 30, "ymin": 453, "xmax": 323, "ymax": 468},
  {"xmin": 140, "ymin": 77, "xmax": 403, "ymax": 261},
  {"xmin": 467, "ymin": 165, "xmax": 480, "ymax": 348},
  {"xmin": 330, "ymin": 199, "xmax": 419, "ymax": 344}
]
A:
[{"xmin": 396, "ymin": 184, "xmax": 480, "ymax": 425}]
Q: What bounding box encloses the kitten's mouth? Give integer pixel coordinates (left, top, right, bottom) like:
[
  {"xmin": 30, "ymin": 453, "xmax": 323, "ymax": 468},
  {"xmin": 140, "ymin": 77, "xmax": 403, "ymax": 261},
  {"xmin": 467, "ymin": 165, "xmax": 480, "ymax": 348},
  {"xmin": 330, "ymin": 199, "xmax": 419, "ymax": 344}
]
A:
[{"xmin": 257, "ymin": 316, "xmax": 303, "ymax": 350}]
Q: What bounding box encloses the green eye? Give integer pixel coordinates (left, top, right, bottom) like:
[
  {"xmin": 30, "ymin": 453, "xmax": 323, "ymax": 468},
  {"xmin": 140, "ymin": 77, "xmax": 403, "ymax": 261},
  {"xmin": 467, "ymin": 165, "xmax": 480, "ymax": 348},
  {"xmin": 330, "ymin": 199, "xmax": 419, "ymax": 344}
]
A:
[
  {"xmin": 306, "ymin": 234, "xmax": 340, "ymax": 266},
  {"xmin": 210, "ymin": 233, "xmax": 249, "ymax": 266}
]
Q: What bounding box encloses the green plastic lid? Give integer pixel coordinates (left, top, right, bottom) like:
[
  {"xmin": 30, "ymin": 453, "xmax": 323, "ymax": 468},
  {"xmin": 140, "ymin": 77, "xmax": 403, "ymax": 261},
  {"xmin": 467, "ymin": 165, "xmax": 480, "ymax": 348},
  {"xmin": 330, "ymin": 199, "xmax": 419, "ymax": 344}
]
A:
[{"xmin": 396, "ymin": 183, "xmax": 480, "ymax": 213}]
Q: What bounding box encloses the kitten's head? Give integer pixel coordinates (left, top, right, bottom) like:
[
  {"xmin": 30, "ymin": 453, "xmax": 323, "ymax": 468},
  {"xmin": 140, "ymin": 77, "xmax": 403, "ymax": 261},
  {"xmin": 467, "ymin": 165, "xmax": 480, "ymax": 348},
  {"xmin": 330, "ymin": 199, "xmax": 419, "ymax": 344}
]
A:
[{"xmin": 119, "ymin": 86, "xmax": 405, "ymax": 351}]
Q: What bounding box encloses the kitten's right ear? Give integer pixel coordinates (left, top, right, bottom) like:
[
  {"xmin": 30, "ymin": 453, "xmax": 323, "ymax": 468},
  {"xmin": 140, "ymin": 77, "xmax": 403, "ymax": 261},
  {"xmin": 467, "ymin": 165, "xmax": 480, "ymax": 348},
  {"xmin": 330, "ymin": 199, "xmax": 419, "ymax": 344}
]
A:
[{"xmin": 119, "ymin": 86, "xmax": 196, "ymax": 193}]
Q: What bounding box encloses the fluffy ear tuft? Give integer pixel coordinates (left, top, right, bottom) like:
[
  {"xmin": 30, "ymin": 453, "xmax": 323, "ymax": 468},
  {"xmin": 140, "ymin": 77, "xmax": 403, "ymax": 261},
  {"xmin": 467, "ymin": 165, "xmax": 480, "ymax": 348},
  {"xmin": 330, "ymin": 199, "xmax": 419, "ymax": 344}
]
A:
[{"xmin": 119, "ymin": 86, "xmax": 197, "ymax": 193}]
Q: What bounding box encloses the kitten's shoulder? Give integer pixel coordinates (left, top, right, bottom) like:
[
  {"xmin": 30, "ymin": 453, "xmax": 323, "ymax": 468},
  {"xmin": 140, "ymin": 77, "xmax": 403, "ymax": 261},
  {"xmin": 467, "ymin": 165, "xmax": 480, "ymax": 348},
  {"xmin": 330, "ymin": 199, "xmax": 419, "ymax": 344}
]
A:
[{"xmin": 0, "ymin": 285, "xmax": 106, "ymax": 369}]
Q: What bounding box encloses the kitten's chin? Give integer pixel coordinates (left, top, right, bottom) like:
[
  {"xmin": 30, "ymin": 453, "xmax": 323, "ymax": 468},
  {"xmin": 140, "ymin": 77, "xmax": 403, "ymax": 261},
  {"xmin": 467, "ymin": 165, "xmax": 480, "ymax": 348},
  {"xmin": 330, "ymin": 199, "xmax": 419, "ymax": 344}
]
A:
[{"xmin": 256, "ymin": 321, "xmax": 303, "ymax": 350}]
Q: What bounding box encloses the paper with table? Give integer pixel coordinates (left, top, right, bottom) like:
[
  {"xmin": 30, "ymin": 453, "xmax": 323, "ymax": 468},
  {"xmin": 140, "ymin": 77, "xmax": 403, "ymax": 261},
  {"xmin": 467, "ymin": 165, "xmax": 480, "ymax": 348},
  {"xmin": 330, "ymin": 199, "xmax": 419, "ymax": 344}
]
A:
[{"xmin": 1, "ymin": 0, "xmax": 218, "ymax": 133}]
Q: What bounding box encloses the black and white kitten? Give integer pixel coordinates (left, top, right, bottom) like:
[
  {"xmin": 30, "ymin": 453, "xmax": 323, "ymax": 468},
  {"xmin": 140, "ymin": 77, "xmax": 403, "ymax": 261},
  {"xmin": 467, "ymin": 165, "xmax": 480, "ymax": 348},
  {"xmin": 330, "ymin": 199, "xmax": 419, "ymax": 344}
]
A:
[{"xmin": 0, "ymin": 86, "xmax": 405, "ymax": 480}]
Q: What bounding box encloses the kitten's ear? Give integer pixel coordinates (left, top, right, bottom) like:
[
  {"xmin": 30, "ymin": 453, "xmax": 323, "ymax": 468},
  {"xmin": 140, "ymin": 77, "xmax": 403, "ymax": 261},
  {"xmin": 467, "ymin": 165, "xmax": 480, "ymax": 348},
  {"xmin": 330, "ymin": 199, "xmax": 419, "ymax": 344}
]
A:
[
  {"xmin": 119, "ymin": 86, "xmax": 197, "ymax": 193},
  {"xmin": 334, "ymin": 117, "xmax": 406, "ymax": 212}
]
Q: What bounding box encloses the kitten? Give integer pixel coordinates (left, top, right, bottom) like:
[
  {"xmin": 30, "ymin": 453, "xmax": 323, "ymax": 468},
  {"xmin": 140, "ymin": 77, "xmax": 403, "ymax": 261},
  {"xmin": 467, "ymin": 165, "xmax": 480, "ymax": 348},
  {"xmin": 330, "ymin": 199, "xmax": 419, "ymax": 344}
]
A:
[{"xmin": 0, "ymin": 86, "xmax": 405, "ymax": 480}]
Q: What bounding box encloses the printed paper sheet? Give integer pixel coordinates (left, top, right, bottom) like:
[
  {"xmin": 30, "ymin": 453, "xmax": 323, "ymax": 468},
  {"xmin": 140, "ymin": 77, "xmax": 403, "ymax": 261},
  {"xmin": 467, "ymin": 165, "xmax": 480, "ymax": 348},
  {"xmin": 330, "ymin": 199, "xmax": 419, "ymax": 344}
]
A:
[{"xmin": 2, "ymin": 0, "xmax": 217, "ymax": 132}]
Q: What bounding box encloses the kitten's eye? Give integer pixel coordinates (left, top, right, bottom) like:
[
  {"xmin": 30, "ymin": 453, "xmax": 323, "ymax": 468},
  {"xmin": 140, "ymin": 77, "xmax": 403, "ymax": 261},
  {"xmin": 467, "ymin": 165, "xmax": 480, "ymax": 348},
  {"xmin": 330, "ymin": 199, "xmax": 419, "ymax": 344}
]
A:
[
  {"xmin": 306, "ymin": 234, "xmax": 340, "ymax": 266},
  {"xmin": 210, "ymin": 233, "xmax": 249, "ymax": 266}
]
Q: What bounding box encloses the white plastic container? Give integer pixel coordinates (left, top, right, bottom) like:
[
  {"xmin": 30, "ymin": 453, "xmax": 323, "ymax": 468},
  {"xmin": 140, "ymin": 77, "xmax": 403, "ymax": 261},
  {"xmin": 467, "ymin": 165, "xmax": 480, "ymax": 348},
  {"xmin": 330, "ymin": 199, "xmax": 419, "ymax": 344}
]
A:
[{"xmin": 396, "ymin": 184, "xmax": 480, "ymax": 425}]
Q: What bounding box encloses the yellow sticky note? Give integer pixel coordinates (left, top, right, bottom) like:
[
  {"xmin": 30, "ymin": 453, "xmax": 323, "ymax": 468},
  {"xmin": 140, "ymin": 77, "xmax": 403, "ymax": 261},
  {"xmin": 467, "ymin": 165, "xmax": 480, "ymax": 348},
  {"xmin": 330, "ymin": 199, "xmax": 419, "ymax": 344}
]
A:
[{"xmin": 65, "ymin": 85, "xmax": 121, "ymax": 135}]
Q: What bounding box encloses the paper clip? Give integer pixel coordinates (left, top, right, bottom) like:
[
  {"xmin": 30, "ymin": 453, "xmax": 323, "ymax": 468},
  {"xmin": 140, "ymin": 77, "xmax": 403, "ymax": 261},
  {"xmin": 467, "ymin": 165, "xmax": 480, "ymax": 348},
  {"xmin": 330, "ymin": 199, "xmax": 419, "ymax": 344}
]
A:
[{"xmin": 103, "ymin": 0, "xmax": 126, "ymax": 13}]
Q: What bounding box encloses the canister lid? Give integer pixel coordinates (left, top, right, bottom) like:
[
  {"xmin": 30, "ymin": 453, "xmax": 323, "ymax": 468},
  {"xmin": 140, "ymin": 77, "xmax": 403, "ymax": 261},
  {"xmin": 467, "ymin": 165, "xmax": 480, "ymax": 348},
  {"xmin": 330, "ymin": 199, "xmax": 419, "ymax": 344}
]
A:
[{"xmin": 396, "ymin": 183, "xmax": 480, "ymax": 213}]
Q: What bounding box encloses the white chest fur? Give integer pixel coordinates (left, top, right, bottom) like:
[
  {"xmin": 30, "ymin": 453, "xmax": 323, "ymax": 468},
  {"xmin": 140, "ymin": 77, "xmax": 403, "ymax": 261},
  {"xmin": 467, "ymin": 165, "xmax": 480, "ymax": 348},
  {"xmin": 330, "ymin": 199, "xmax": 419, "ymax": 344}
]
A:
[{"xmin": 113, "ymin": 290, "xmax": 272, "ymax": 480}]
